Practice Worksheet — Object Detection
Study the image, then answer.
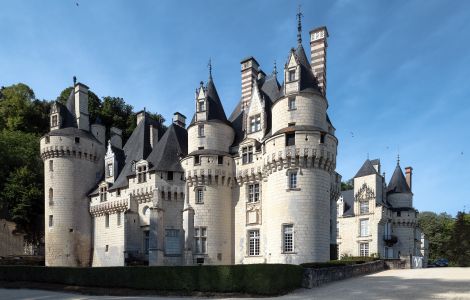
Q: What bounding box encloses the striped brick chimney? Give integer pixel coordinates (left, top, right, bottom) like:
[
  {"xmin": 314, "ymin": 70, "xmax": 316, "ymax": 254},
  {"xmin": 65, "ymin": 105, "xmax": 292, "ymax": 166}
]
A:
[
  {"xmin": 405, "ymin": 166, "xmax": 413, "ymax": 191},
  {"xmin": 310, "ymin": 26, "xmax": 329, "ymax": 96},
  {"xmin": 240, "ymin": 57, "xmax": 260, "ymax": 111}
]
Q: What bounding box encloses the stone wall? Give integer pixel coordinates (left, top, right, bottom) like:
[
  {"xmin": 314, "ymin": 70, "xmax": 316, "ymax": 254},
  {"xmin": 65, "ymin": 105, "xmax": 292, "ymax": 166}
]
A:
[{"xmin": 302, "ymin": 260, "xmax": 384, "ymax": 288}]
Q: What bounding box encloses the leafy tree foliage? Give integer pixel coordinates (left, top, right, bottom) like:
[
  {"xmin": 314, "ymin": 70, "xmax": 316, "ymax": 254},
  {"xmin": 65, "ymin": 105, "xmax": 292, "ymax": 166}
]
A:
[
  {"xmin": 446, "ymin": 211, "xmax": 470, "ymax": 266},
  {"xmin": 418, "ymin": 211, "xmax": 453, "ymax": 260},
  {"xmin": 341, "ymin": 179, "xmax": 353, "ymax": 191}
]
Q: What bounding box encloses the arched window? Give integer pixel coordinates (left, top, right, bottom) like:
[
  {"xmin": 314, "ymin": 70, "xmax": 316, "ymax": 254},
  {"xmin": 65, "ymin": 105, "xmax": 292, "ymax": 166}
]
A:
[{"xmin": 143, "ymin": 206, "xmax": 150, "ymax": 218}]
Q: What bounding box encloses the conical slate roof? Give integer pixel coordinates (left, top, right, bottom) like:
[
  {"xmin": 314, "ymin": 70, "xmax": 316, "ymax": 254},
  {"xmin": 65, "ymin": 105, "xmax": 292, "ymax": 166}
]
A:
[
  {"xmin": 147, "ymin": 124, "xmax": 188, "ymax": 172},
  {"xmin": 205, "ymin": 78, "xmax": 228, "ymax": 122},
  {"xmin": 354, "ymin": 159, "xmax": 379, "ymax": 178},
  {"xmin": 295, "ymin": 44, "xmax": 320, "ymax": 92},
  {"xmin": 387, "ymin": 164, "xmax": 411, "ymax": 194}
]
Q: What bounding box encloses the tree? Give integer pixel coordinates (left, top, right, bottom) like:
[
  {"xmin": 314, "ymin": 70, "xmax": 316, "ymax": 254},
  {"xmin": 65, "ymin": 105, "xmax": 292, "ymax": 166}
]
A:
[
  {"xmin": 446, "ymin": 211, "xmax": 470, "ymax": 266},
  {"xmin": 418, "ymin": 211, "xmax": 454, "ymax": 260},
  {"xmin": 57, "ymin": 87, "xmax": 102, "ymax": 124},
  {"xmin": 0, "ymin": 83, "xmax": 35, "ymax": 132},
  {"xmin": 341, "ymin": 179, "xmax": 353, "ymax": 191}
]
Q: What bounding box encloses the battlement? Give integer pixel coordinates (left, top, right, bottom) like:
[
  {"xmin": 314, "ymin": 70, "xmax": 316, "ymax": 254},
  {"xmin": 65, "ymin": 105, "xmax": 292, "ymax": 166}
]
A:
[{"xmin": 40, "ymin": 134, "xmax": 103, "ymax": 162}]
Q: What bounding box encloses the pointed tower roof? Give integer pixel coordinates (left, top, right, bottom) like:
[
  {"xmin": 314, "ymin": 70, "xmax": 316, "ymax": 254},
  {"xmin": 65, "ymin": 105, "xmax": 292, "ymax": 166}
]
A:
[
  {"xmin": 205, "ymin": 78, "xmax": 228, "ymax": 122},
  {"xmin": 354, "ymin": 159, "xmax": 379, "ymax": 178},
  {"xmin": 387, "ymin": 164, "xmax": 412, "ymax": 194},
  {"xmin": 147, "ymin": 124, "xmax": 188, "ymax": 172}
]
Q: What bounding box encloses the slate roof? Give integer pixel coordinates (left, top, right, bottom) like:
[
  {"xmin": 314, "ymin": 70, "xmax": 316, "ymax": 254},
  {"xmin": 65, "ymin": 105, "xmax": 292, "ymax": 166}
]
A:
[
  {"xmin": 387, "ymin": 164, "xmax": 412, "ymax": 194},
  {"xmin": 147, "ymin": 124, "xmax": 188, "ymax": 172},
  {"xmin": 341, "ymin": 189, "xmax": 354, "ymax": 216},
  {"xmin": 47, "ymin": 127, "xmax": 102, "ymax": 144},
  {"xmin": 190, "ymin": 78, "xmax": 229, "ymax": 127},
  {"xmin": 354, "ymin": 159, "xmax": 379, "ymax": 178}
]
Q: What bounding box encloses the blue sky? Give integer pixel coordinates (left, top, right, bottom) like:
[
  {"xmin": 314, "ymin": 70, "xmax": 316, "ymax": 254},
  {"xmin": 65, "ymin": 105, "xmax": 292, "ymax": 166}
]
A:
[{"xmin": 1, "ymin": 0, "xmax": 469, "ymax": 216}]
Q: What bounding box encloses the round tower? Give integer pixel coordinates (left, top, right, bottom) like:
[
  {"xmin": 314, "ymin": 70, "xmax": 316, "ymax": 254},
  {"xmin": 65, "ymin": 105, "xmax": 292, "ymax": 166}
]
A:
[
  {"xmin": 182, "ymin": 77, "xmax": 235, "ymax": 265},
  {"xmin": 40, "ymin": 82, "xmax": 105, "ymax": 266}
]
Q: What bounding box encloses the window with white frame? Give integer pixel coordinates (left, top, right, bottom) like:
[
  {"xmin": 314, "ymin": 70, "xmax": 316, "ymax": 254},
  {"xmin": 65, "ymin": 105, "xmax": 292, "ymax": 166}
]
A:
[
  {"xmin": 198, "ymin": 100, "xmax": 205, "ymax": 112},
  {"xmin": 137, "ymin": 165, "xmax": 147, "ymax": 183},
  {"xmin": 288, "ymin": 170, "xmax": 298, "ymax": 189},
  {"xmin": 360, "ymin": 242, "xmax": 369, "ymax": 256},
  {"xmin": 48, "ymin": 215, "xmax": 53, "ymax": 227},
  {"xmin": 196, "ymin": 188, "xmax": 204, "ymax": 204},
  {"xmin": 283, "ymin": 224, "xmax": 294, "ymax": 253},
  {"xmin": 360, "ymin": 200, "xmax": 369, "ymax": 214},
  {"xmin": 48, "ymin": 188, "xmax": 53, "ymax": 204},
  {"xmin": 100, "ymin": 186, "xmax": 107, "ymax": 202},
  {"xmin": 165, "ymin": 229, "xmax": 181, "ymax": 255},
  {"xmin": 49, "ymin": 160, "xmax": 53, "ymax": 172},
  {"xmin": 288, "ymin": 97, "xmax": 296, "ymax": 110},
  {"xmin": 51, "ymin": 115, "xmax": 58, "ymax": 127},
  {"xmin": 288, "ymin": 70, "xmax": 296, "ymax": 81},
  {"xmin": 248, "ymin": 230, "xmax": 260, "ymax": 256},
  {"xmin": 107, "ymin": 163, "xmax": 113, "ymax": 177},
  {"xmin": 198, "ymin": 124, "xmax": 205, "ymax": 137},
  {"xmin": 242, "ymin": 146, "xmax": 254, "ymax": 164},
  {"xmin": 194, "ymin": 227, "xmax": 207, "ymax": 254},
  {"xmin": 359, "ymin": 219, "xmax": 369, "ymax": 237},
  {"xmin": 117, "ymin": 211, "xmax": 122, "ymax": 226},
  {"xmin": 247, "ymin": 183, "xmax": 260, "ymax": 203},
  {"xmin": 249, "ymin": 114, "xmax": 261, "ymax": 133},
  {"xmin": 105, "ymin": 213, "xmax": 110, "ymax": 228}
]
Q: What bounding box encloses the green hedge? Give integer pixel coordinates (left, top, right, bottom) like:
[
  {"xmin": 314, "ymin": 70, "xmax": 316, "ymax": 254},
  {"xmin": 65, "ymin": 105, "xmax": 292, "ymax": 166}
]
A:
[{"xmin": 0, "ymin": 264, "xmax": 303, "ymax": 295}]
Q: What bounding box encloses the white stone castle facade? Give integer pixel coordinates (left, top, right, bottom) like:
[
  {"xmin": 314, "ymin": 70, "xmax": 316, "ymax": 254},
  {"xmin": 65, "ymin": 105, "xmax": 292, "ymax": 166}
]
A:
[
  {"xmin": 40, "ymin": 18, "xmax": 342, "ymax": 267},
  {"xmin": 337, "ymin": 159, "xmax": 428, "ymax": 265}
]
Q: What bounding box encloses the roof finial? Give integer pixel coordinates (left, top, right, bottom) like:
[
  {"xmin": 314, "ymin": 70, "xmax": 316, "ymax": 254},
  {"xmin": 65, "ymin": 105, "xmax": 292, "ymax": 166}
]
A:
[
  {"xmin": 73, "ymin": 76, "xmax": 77, "ymax": 86},
  {"xmin": 273, "ymin": 60, "xmax": 277, "ymax": 76},
  {"xmin": 367, "ymin": 152, "xmax": 369, "ymax": 160},
  {"xmin": 397, "ymin": 154, "xmax": 400, "ymax": 166},
  {"xmin": 296, "ymin": 5, "xmax": 303, "ymax": 45},
  {"xmin": 208, "ymin": 58, "xmax": 212, "ymax": 80}
]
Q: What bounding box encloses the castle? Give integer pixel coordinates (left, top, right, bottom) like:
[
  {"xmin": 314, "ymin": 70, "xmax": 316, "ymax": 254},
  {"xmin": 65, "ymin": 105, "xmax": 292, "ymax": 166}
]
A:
[
  {"xmin": 337, "ymin": 159, "xmax": 428, "ymax": 267},
  {"xmin": 40, "ymin": 16, "xmax": 342, "ymax": 267}
]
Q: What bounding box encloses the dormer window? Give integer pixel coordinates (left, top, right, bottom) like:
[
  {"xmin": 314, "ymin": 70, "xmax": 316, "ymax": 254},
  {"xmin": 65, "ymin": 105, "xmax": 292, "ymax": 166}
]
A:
[
  {"xmin": 137, "ymin": 166, "xmax": 147, "ymax": 183},
  {"xmin": 106, "ymin": 163, "xmax": 113, "ymax": 177},
  {"xmin": 100, "ymin": 186, "xmax": 107, "ymax": 202},
  {"xmin": 198, "ymin": 124, "xmax": 205, "ymax": 137},
  {"xmin": 167, "ymin": 171, "xmax": 173, "ymax": 181},
  {"xmin": 198, "ymin": 100, "xmax": 205, "ymax": 112},
  {"xmin": 288, "ymin": 70, "xmax": 296, "ymax": 82},
  {"xmin": 51, "ymin": 115, "xmax": 58, "ymax": 127},
  {"xmin": 242, "ymin": 146, "xmax": 254, "ymax": 164},
  {"xmin": 249, "ymin": 114, "xmax": 261, "ymax": 133}
]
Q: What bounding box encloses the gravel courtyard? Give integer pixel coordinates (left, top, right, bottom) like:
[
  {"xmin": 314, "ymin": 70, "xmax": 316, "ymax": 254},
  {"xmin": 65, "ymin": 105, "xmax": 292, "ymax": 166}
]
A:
[{"xmin": 1, "ymin": 267, "xmax": 469, "ymax": 300}]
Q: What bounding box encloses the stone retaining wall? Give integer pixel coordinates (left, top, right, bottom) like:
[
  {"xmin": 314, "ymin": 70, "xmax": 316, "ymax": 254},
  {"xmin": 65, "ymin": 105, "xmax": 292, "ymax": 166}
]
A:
[{"xmin": 302, "ymin": 260, "xmax": 384, "ymax": 288}]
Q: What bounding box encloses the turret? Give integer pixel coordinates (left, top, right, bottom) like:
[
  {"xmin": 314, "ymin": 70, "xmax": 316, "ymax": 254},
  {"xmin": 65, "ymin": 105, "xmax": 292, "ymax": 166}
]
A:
[
  {"xmin": 40, "ymin": 79, "xmax": 105, "ymax": 267},
  {"xmin": 387, "ymin": 158, "xmax": 413, "ymax": 208}
]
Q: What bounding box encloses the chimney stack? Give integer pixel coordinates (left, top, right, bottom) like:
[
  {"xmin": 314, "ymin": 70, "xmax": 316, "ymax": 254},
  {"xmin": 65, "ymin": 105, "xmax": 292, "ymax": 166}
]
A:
[
  {"xmin": 136, "ymin": 110, "xmax": 147, "ymax": 125},
  {"xmin": 74, "ymin": 82, "xmax": 90, "ymax": 131},
  {"xmin": 310, "ymin": 26, "xmax": 329, "ymax": 96},
  {"xmin": 110, "ymin": 127, "xmax": 122, "ymax": 149},
  {"xmin": 405, "ymin": 166, "xmax": 413, "ymax": 191},
  {"xmin": 173, "ymin": 112, "xmax": 186, "ymax": 128},
  {"xmin": 149, "ymin": 125, "xmax": 159, "ymax": 149},
  {"xmin": 240, "ymin": 57, "xmax": 260, "ymax": 111}
]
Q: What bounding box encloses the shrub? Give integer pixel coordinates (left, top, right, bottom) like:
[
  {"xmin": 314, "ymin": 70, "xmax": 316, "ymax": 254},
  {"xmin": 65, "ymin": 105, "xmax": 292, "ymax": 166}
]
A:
[{"xmin": 0, "ymin": 264, "xmax": 303, "ymax": 295}]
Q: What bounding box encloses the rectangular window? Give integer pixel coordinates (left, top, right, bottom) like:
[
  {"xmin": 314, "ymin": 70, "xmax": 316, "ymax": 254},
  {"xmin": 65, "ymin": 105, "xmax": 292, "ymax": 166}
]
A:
[
  {"xmin": 248, "ymin": 230, "xmax": 260, "ymax": 256},
  {"xmin": 288, "ymin": 97, "xmax": 296, "ymax": 110},
  {"xmin": 117, "ymin": 212, "xmax": 122, "ymax": 226},
  {"xmin": 48, "ymin": 215, "xmax": 53, "ymax": 227},
  {"xmin": 288, "ymin": 70, "xmax": 296, "ymax": 81},
  {"xmin": 286, "ymin": 133, "xmax": 295, "ymax": 146},
  {"xmin": 45, "ymin": 136, "xmax": 50, "ymax": 144},
  {"xmin": 283, "ymin": 225, "xmax": 294, "ymax": 253},
  {"xmin": 247, "ymin": 183, "xmax": 260, "ymax": 203},
  {"xmin": 360, "ymin": 242, "xmax": 369, "ymax": 256},
  {"xmin": 196, "ymin": 188, "xmax": 204, "ymax": 204},
  {"xmin": 105, "ymin": 214, "xmax": 110, "ymax": 228},
  {"xmin": 320, "ymin": 132, "xmax": 326, "ymax": 144},
  {"xmin": 107, "ymin": 163, "xmax": 113, "ymax": 177},
  {"xmin": 217, "ymin": 155, "xmax": 223, "ymax": 165},
  {"xmin": 144, "ymin": 231, "xmax": 150, "ymax": 254},
  {"xmin": 249, "ymin": 114, "xmax": 261, "ymax": 133},
  {"xmin": 75, "ymin": 137, "xmax": 80, "ymax": 143},
  {"xmin": 137, "ymin": 166, "xmax": 147, "ymax": 183},
  {"xmin": 165, "ymin": 229, "xmax": 181, "ymax": 255},
  {"xmin": 288, "ymin": 171, "xmax": 297, "ymax": 189},
  {"xmin": 100, "ymin": 187, "xmax": 107, "ymax": 202},
  {"xmin": 117, "ymin": 188, "xmax": 121, "ymax": 197},
  {"xmin": 242, "ymin": 146, "xmax": 254, "ymax": 164},
  {"xmin": 198, "ymin": 100, "xmax": 205, "ymax": 112},
  {"xmin": 167, "ymin": 171, "xmax": 173, "ymax": 181},
  {"xmin": 360, "ymin": 201, "xmax": 369, "ymax": 214},
  {"xmin": 51, "ymin": 115, "xmax": 58, "ymax": 127},
  {"xmin": 397, "ymin": 211, "xmax": 401, "ymax": 217},
  {"xmin": 49, "ymin": 160, "xmax": 53, "ymax": 172},
  {"xmin": 198, "ymin": 124, "xmax": 205, "ymax": 137},
  {"xmin": 194, "ymin": 227, "xmax": 207, "ymax": 254},
  {"xmin": 360, "ymin": 219, "xmax": 369, "ymax": 237},
  {"xmin": 194, "ymin": 155, "xmax": 200, "ymax": 165}
]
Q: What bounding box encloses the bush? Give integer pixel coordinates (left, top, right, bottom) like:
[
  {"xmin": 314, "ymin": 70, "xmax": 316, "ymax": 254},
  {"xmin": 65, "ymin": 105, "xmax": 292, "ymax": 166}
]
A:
[{"xmin": 0, "ymin": 264, "xmax": 303, "ymax": 295}]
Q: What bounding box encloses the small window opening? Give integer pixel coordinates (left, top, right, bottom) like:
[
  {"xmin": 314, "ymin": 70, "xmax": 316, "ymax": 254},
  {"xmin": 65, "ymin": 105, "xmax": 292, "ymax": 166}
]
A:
[
  {"xmin": 75, "ymin": 137, "xmax": 80, "ymax": 143},
  {"xmin": 286, "ymin": 133, "xmax": 295, "ymax": 146}
]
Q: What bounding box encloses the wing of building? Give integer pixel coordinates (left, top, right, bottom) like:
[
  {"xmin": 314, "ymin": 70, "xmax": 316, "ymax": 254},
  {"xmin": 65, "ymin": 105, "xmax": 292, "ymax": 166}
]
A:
[
  {"xmin": 40, "ymin": 14, "xmax": 342, "ymax": 267},
  {"xmin": 337, "ymin": 159, "xmax": 429, "ymax": 266}
]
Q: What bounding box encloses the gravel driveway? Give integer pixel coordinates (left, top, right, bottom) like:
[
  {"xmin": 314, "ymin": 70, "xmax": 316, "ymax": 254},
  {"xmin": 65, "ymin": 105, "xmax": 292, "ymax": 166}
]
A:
[{"xmin": 1, "ymin": 267, "xmax": 469, "ymax": 300}]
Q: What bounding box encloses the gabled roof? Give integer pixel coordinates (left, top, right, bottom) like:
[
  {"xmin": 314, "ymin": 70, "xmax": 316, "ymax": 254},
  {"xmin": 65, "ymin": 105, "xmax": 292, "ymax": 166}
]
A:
[
  {"xmin": 387, "ymin": 164, "xmax": 412, "ymax": 194},
  {"xmin": 147, "ymin": 124, "xmax": 188, "ymax": 172},
  {"xmin": 354, "ymin": 159, "xmax": 379, "ymax": 178}
]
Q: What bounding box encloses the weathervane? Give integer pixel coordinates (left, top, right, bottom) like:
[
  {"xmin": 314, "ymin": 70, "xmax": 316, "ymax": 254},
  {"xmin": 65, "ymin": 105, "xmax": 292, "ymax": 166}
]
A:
[
  {"xmin": 73, "ymin": 76, "xmax": 77, "ymax": 86},
  {"xmin": 273, "ymin": 60, "xmax": 277, "ymax": 76},
  {"xmin": 208, "ymin": 58, "xmax": 212, "ymax": 80},
  {"xmin": 297, "ymin": 5, "xmax": 303, "ymax": 45}
]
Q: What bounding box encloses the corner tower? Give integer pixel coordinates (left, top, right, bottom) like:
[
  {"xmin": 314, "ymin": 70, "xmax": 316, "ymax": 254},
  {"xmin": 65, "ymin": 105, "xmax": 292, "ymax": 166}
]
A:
[
  {"xmin": 40, "ymin": 80, "xmax": 105, "ymax": 266},
  {"xmin": 181, "ymin": 68, "xmax": 235, "ymax": 265}
]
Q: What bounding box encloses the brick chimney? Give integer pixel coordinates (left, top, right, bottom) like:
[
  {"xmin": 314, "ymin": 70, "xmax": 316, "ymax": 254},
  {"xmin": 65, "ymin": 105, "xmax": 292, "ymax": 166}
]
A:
[
  {"xmin": 405, "ymin": 166, "xmax": 413, "ymax": 191},
  {"xmin": 240, "ymin": 57, "xmax": 260, "ymax": 111},
  {"xmin": 310, "ymin": 26, "xmax": 329, "ymax": 96}
]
